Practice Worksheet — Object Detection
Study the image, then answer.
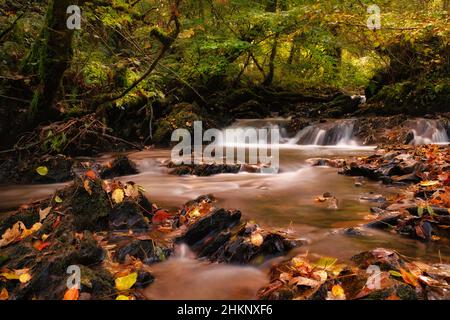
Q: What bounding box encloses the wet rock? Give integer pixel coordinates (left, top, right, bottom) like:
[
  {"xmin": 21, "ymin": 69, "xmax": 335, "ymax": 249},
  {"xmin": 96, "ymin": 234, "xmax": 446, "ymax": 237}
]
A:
[
  {"xmin": 231, "ymin": 100, "xmax": 270, "ymax": 119},
  {"xmin": 0, "ymin": 207, "xmax": 40, "ymax": 235},
  {"xmin": 109, "ymin": 201, "xmax": 149, "ymax": 231},
  {"xmin": 391, "ymin": 173, "xmax": 420, "ymax": 184},
  {"xmin": 342, "ymin": 227, "xmax": 371, "ymax": 237},
  {"xmin": 178, "ymin": 208, "xmax": 242, "ymax": 247},
  {"xmin": 360, "ymin": 193, "xmax": 386, "ymax": 203},
  {"xmin": 168, "ymin": 162, "xmax": 241, "ymax": 176},
  {"xmin": 212, "ymin": 232, "xmax": 297, "ymax": 264},
  {"xmin": 0, "ymin": 155, "xmax": 76, "ymax": 184},
  {"xmin": 365, "ymin": 212, "xmax": 404, "ymax": 229},
  {"xmin": 115, "ymin": 239, "xmax": 170, "ymax": 264},
  {"xmin": 71, "ymin": 179, "xmax": 110, "ymax": 231},
  {"xmin": 100, "ymin": 155, "xmax": 139, "ymax": 179},
  {"xmin": 351, "ymin": 248, "xmax": 407, "ymax": 271},
  {"xmin": 135, "ymin": 271, "xmax": 155, "ymax": 289}
]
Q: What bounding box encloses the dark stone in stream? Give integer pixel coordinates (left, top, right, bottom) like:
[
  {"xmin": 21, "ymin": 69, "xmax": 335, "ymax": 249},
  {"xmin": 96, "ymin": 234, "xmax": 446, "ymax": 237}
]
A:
[
  {"xmin": 71, "ymin": 179, "xmax": 110, "ymax": 231},
  {"xmin": 109, "ymin": 201, "xmax": 149, "ymax": 231},
  {"xmin": 135, "ymin": 271, "xmax": 155, "ymax": 289},
  {"xmin": 168, "ymin": 163, "xmax": 242, "ymax": 176},
  {"xmin": 351, "ymin": 248, "xmax": 407, "ymax": 271},
  {"xmin": 115, "ymin": 239, "xmax": 171, "ymax": 264},
  {"xmin": 365, "ymin": 212, "xmax": 404, "ymax": 229},
  {"xmin": 342, "ymin": 227, "xmax": 370, "ymax": 237},
  {"xmin": 100, "ymin": 155, "xmax": 139, "ymax": 179},
  {"xmin": 178, "ymin": 208, "xmax": 242, "ymax": 246}
]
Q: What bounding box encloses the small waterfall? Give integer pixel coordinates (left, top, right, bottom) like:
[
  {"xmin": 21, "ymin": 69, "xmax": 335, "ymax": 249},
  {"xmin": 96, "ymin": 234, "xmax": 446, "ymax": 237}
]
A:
[
  {"xmin": 409, "ymin": 119, "xmax": 449, "ymax": 145},
  {"xmin": 289, "ymin": 120, "xmax": 358, "ymax": 146}
]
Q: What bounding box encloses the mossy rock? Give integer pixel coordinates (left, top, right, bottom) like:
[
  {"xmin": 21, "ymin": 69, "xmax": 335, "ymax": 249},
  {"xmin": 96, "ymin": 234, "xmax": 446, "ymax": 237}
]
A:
[
  {"xmin": 71, "ymin": 179, "xmax": 110, "ymax": 231},
  {"xmin": 153, "ymin": 102, "xmax": 205, "ymax": 146}
]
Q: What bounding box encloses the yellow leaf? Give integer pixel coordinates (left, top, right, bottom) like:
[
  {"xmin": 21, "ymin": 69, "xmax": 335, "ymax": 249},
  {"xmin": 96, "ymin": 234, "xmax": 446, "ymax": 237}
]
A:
[
  {"xmin": 54, "ymin": 196, "xmax": 63, "ymax": 203},
  {"xmin": 0, "ymin": 288, "xmax": 9, "ymax": 300},
  {"xmin": 63, "ymin": 288, "xmax": 79, "ymax": 300},
  {"xmin": 116, "ymin": 295, "xmax": 130, "ymax": 300},
  {"xmin": 36, "ymin": 166, "xmax": 48, "ymax": 176},
  {"xmin": 420, "ymin": 180, "xmax": 440, "ymax": 187},
  {"xmin": 332, "ymin": 284, "xmax": 345, "ymax": 297},
  {"xmin": 115, "ymin": 272, "xmax": 137, "ymax": 291},
  {"xmin": 19, "ymin": 273, "xmax": 31, "ymax": 283},
  {"xmin": 1, "ymin": 272, "xmax": 20, "ymax": 280},
  {"xmin": 112, "ymin": 189, "xmax": 124, "ymax": 204},
  {"xmin": 250, "ymin": 233, "xmax": 264, "ymax": 247}
]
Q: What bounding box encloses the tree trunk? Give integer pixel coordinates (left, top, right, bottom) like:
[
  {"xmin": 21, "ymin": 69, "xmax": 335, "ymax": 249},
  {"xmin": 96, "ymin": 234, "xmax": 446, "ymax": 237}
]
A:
[
  {"xmin": 287, "ymin": 38, "xmax": 297, "ymax": 65},
  {"xmin": 26, "ymin": 0, "xmax": 77, "ymax": 124},
  {"xmin": 263, "ymin": 33, "xmax": 279, "ymax": 86}
]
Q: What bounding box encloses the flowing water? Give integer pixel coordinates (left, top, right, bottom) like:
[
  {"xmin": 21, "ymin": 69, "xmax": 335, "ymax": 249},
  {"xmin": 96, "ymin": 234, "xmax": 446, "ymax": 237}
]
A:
[
  {"xmin": 409, "ymin": 118, "xmax": 449, "ymax": 145},
  {"xmin": 1, "ymin": 118, "xmax": 449, "ymax": 299}
]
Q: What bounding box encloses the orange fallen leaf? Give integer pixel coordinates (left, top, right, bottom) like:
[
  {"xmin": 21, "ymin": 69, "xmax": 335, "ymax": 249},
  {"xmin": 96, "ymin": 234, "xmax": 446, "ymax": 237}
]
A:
[
  {"xmin": 331, "ymin": 284, "xmax": 345, "ymax": 297},
  {"xmin": 0, "ymin": 288, "xmax": 9, "ymax": 300},
  {"xmin": 33, "ymin": 240, "xmax": 51, "ymax": 251},
  {"xmin": 152, "ymin": 210, "xmax": 171, "ymax": 224},
  {"xmin": 400, "ymin": 268, "xmax": 419, "ymax": 287},
  {"xmin": 85, "ymin": 170, "xmax": 97, "ymax": 180},
  {"xmin": 63, "ymin": 288, "xmax": 79, "ymax": 300}
]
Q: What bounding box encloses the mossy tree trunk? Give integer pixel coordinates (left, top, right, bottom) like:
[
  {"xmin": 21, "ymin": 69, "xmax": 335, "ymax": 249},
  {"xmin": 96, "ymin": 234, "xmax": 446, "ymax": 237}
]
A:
[{"xmin": 25, "ymin": 0, "xmax": 78, "ymax": 124}]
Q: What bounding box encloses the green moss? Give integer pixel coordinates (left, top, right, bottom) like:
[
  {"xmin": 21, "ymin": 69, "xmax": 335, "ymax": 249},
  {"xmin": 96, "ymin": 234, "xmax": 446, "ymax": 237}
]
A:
[{"xmin": 71, "ymin": 179, "xmax": 111, "ymax": 231}]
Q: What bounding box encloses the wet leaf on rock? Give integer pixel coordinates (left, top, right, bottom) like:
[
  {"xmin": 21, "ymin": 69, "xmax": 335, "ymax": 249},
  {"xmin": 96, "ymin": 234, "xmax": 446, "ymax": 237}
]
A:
[
  {"xmin": 250, "ymin": 232, "xmax": 264, "ymax": 247},
  {"xmin": 112, "ymin": 188, "xmax": 124, "ymax": 204},
  {"xmin": 420, "ymin": 181, "xmax": 440, "ymax": 187},
  {"xmin": 115, "ymin": 272, "xmax": 138, "ymax": 291},
  {"xmin": 36, "ymin": 166, "xmax": 48, "ymax": 176}
]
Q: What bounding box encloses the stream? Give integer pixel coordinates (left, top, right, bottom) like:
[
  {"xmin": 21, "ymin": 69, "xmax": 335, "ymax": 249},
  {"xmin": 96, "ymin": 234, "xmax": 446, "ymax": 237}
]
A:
[{"xmin": 1, "ymin": 118, "xmax": 449, "ymax": 299}]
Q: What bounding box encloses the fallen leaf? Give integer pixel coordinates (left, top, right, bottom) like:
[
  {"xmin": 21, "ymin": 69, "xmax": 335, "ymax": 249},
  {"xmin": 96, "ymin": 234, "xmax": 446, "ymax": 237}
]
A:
[
  {"xmin": 53, "ymin": 215, "xmax": 61, "ymax": 229},
  {"xmin": 19, "ymin": 273, "xmax": 31, "ymax": 283},
  {"xmin": 400, "ymin": 268, "xmax": 419, "ymax": 287},
  {"xmin": 279, "ymin": 272, "xmax": 292, "ymax": 283},
  {"xmin": 112, "ymin": 188, "xmax": 124, "ymax": 204},
  {"xmin": 331, "ymin": 284, "xmax": 345, "ymax": 297},
  {"xmin": 116, "ymin": 295, "xmax": 130, "ymax": 300},
  {"xmin": 124, "ymin": 184, "xmax": 139, "ymax": 199},
  {"xmin": 36, "ymin": 166, "xmax": 48, "ymax": 176},
  {"xmin": 115, "ymin": 272, "xmax": 138, "ymax": 291},
  {"xmin": 290, "ymin": 276, "xmax": 320, "ymax": 287},
  {"xmin": 250, "ymin": 232, "xmax": 264, "ymax": 247},
  {"xmin": 83, "ymin": 180, "xmax": 92, "ymax": 195},
  {"xmin": 0, "ymin": 288, "xmax": 8, "ymax": 300},
  {"xmin": 39, "ymin": 206, "xmax": 52, "ymax": 222},
  {"xmin": 420, "ymin": 180, "xmax": 440, "ymax": 187},
  {"xmin": 63, "ymin": 288, "xmax": 79, "ymax": 300},
  {"xmin": 54, "ymin": 196, "xmax": 63, "ymax": 203},
  {"xmin": 85, "ymin": 170, "xmax": 97, "ymax": 180},
  {"xmin": 389, "ymin": 270, "xmax": 402, "ymax": 277},
  {"xmin": 152, "ymin": 210, "xmax": 171, "ymax": 224},
  {"xmin": 1, "ymin": 272, "xmax": 19, "ymax": 280},
  {"xmin": 33, "ymin": 240, "xmax": 51, "ymax": 251},
  {"xmin": 0, "ymin": 221, "xmax": 41, "ymax": 247}
]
